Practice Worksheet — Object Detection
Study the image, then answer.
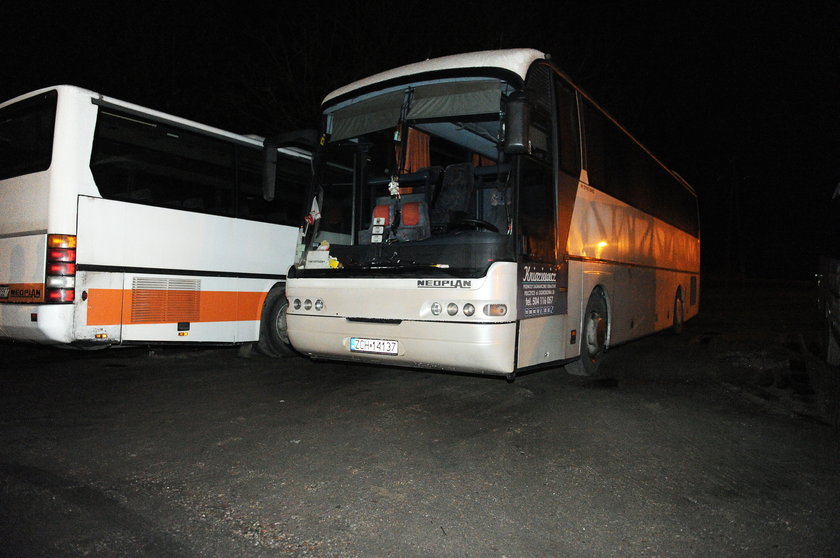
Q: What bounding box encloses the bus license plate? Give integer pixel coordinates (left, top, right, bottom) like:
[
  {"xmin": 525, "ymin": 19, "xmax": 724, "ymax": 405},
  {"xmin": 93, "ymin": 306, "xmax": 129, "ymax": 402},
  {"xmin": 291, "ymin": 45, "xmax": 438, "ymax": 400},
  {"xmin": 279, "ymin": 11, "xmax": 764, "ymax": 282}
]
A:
[{"xmin": 350, "ymin": 337, "xmax": 398, "ymax": 355}]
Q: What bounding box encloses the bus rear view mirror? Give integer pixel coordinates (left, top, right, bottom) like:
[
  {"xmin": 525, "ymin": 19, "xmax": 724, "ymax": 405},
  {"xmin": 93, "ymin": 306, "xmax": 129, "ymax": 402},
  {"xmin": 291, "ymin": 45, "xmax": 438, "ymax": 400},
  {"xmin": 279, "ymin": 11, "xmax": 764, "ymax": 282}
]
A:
[
  {"xmin": 262, "ymin": 137, "xmax": 278, "ymax": 202},
  {"xmin": 504, "ymin": 92, "xmax": 531, "ymax": 155},
  {"xmin": 262, "ymin": 129, "xmax": 318, "ymax": 202}
]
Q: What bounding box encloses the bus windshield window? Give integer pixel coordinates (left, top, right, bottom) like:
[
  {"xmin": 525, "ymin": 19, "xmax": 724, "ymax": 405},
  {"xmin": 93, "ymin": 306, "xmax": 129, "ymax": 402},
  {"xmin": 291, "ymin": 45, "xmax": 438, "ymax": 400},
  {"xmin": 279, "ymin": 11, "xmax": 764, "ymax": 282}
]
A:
[
  {"xmin": 305, "ymin": 79, "xmax": 516, "ymax": 277},
  {"xmin": 0, "ymin": 90, "xmax": 57, "ymax": 181}
]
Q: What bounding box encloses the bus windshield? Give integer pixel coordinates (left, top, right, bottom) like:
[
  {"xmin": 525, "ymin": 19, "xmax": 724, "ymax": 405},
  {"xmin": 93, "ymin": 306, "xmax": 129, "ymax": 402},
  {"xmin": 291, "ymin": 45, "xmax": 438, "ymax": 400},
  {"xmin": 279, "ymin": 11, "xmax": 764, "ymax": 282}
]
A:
[{"xmin": 301, "ymin": 78, "xmax": 520, "ymax": 278}]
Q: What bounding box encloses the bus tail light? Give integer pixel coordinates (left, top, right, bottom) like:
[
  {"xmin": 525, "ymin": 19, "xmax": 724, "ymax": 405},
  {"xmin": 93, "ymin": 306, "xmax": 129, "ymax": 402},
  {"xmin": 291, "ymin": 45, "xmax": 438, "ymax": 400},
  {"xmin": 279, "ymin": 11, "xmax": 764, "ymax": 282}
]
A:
[
  {"xmin": 47, "ymin": 262, "xmax": 76, "ymax": 276},
  {"xmin": 45, "ymin": 234, "xmax": 76, "ymax": 303},
  {"xmin": 47, "ymin": 234, "xmax": 77, "ymax": 249},
  {"xmin": 46, "ymin": 275, "xmax": 75, "ymax": 289},
  {"xmin": 45, "ymin": 288, "xmax": 74, "ymax": 303},
  {"xmin": 47, "ymin": 248, "xmax": 76, "ymax": 262}
]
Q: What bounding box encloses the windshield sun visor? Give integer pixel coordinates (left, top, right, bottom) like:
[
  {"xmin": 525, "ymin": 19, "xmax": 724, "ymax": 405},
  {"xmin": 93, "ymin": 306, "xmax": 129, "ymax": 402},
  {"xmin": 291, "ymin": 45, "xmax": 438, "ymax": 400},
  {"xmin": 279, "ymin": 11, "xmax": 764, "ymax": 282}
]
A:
[
  {"xmin": 328, "ymin": 90, "xmax": 405, "ymax": 143},
  {"xmin": 407, "ymin": 80, "xmax": 501, "ymax": 120},
  {"xmin": 328, "ymin": 80, "xmax": 503, "ymax": 143}
]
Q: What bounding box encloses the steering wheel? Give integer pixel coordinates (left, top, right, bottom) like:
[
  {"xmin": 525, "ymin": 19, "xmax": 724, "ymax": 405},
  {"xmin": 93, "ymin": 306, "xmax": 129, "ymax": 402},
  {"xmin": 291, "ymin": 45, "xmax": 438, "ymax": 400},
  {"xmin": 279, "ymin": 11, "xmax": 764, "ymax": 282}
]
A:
[{"xmin": 455, "ymin": 217, "xmax": 499, "ymax": 233}]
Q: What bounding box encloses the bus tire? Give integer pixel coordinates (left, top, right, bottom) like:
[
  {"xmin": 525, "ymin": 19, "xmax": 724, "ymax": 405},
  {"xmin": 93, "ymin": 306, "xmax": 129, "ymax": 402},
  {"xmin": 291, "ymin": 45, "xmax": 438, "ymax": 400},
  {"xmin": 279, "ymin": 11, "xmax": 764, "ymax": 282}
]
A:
[
  {"xmin": 672, "ymin": 289, "xmax": 685, "ymax": 335},
  {"xmin": 257, "ymin": 288, "xmax": 294, "ymax": 357},
  {"xmin": 578, "ymin": 289, "xmax": 609, "ymax": 377}
]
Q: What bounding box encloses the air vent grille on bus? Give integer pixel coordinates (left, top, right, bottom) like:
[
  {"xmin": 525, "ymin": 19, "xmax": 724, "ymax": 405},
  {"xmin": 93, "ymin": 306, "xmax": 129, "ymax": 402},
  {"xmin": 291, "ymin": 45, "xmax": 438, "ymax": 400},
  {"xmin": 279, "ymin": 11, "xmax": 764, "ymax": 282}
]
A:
[{"xmin": 131, "ymin": 277, "xmax": 201, "ymax": 323}]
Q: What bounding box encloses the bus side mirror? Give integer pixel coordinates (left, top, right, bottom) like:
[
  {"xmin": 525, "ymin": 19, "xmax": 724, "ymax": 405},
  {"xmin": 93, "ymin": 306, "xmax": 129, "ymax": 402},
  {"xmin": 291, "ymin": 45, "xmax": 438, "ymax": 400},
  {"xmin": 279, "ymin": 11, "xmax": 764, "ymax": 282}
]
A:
[
  {"xmin": 262, "ymin": 129, "xmax": 318, "ymax": 202},
  {"xmin": 504, "ymin": 92, "xmax": 531, "ymax": 155}
]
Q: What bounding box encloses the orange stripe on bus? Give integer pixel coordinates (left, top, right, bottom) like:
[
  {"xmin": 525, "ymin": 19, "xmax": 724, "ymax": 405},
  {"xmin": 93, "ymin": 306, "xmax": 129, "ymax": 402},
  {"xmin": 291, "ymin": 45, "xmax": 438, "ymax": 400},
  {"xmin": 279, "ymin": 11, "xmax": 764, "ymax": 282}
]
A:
[{"xmin": 86, "ymin": 289, "xmax": 269, "ymax": 326}]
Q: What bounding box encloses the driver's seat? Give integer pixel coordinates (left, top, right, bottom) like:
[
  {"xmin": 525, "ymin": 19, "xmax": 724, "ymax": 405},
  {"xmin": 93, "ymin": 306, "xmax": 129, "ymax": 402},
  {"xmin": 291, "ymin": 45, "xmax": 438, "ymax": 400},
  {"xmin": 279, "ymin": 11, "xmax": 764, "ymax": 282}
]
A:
[{"xmin": 430, "ymin": 162, "xmax": 474, "ymax": 232}]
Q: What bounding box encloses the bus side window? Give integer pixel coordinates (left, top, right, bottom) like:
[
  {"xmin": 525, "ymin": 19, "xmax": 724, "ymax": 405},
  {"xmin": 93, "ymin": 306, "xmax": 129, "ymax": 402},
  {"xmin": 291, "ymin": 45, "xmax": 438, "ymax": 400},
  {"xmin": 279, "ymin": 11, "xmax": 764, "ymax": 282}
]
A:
[
  {"xmin": 582, "ymin": 103, "xmax": 606, "ymax": 190},
  {"xmin": 90, "ymin": 109, "xmax": 235, "ymax": 216},
  {"xmin": 0, "ymin": 90, "xmax": 56, "ymax": 181},
  {"xmin": 519, "ymin": 63, "xmax": 557, "ymax": 263},
  {"xmin": 518, "ymin": 158, "xmax": 556, "ymax": 263},
  {"xmin": 524, "ymin": 64, "xmax": 554, "ymax": 162},
  {"xmin": 555, "ymin": 77, "xmax": 581, "ymax": 176}
]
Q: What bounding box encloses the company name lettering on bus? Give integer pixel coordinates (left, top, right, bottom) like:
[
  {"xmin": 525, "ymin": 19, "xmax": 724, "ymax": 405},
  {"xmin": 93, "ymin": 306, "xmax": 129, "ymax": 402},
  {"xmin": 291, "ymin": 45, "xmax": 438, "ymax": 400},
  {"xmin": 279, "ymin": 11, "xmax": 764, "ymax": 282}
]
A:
[
  {"xmin": 520, "ymin": 265, "xmax": 561, "ymax": 318},
  {"xmin": 522, "ymin": 266, "xmax": 557, "ymax": 283},
  {"xmin": 416, "ymin": 279, "xmax": 472, "ymax": 289},
  {"xmin": 12, "ymin": 288, "xmax": 42, "ymax": 298},
  {"xmin": 6, "ymin": 287, "xmax": 43, "ymax": 300}
]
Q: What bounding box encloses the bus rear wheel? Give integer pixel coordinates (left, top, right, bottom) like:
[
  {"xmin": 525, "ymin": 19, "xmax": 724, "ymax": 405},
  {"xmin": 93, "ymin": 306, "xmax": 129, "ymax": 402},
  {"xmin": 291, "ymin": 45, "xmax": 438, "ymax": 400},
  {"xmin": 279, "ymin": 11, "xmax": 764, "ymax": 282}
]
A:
[
  {"xmin": 257, "ymin": 288, "xmax": 295, "ymax": 357},
  {"xmin": 672, "ymin": 290, "xmax": 685, "ymax": 334}
]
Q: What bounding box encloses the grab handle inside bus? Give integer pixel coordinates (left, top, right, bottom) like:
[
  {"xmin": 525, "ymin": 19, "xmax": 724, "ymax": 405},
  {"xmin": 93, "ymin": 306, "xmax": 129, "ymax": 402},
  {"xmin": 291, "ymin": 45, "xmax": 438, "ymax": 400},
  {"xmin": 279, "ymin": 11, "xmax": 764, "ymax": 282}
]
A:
[{"xmin": 504, "ymin": 91, "xmax": 531, "ymax": 155}]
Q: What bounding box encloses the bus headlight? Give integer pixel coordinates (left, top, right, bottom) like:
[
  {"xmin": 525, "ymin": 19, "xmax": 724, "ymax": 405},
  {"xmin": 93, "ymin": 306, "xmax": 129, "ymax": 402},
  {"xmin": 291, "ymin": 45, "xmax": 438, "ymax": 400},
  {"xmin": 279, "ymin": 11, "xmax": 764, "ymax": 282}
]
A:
[
  {"xmin": 304, "ymin": 299, "xmax": 312, "ymax": 310},
  {"xmin": 314, "ymin": 299, "xmax": 324, "ymax": 311},
  {"xmin": 463, "ymin": 303, "xmax": 475, "ymax": 316},
  {"xmin": 430, "ymin": 302, "xmax": 442, "ymax": 316},
  {"xmin": 483, "ymin": 304, "xmax": 507, "ymax": 316},
  {"xmin": 447, "ymin": 302, "xmax": 458, "ymax": 316},
  {"xmin": 293, "ymin": 299, "xmax": 301, "ymax": 310}
]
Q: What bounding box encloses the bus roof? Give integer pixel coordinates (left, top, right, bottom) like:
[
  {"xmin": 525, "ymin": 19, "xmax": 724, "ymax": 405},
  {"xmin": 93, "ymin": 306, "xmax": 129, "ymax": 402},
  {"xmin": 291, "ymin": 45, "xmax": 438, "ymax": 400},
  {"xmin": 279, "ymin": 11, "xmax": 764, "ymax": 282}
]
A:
[
  {"xmin": 323, "ymin": 48, "xmax": 547, "ymax": 105},
  {"xmin": 1, "ymin": 85, "xmax": 267, "ymax": 149}
]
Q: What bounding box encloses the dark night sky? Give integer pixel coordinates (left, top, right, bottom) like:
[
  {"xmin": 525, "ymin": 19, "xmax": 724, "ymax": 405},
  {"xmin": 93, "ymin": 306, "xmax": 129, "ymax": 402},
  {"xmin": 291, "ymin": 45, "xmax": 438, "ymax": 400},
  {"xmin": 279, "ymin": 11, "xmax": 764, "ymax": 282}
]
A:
[{"xmin": 3, "ymin": 2, "xmax": 838, "ymax": 279}]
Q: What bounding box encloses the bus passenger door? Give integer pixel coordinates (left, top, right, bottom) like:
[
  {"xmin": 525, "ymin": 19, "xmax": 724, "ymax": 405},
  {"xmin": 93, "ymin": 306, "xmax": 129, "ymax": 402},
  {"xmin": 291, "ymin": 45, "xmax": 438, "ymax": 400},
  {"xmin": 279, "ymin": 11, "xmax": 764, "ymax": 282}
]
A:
[
  {"xmin": 515, "ymin": 68, "xmax": 581, "ymax": 369},
  {"xmin": 73, "ymin": 270, "xmax": 124, "ymax": 344},
  {"xmin": 515, "ymin": 156, "xmax": 567, "ymax": 369}
]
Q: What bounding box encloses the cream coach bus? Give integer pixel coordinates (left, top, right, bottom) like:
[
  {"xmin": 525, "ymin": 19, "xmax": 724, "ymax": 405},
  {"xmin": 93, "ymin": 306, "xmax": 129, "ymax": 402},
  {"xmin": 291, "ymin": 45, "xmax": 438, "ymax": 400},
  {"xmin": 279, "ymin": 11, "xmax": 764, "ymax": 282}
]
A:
[
  {"xmin": 285, "ymin": 49, "xmax": 700, "ymax": 379},
  {"xmin": 0, "ymin": 85, "xmax": 309, "ymax": 355}
]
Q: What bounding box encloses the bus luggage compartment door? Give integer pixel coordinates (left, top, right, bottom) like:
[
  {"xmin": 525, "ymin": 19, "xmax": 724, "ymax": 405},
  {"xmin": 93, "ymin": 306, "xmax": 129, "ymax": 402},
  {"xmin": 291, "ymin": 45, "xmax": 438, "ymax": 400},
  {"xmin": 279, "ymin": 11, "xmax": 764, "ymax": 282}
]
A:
[{"xmin": 73, "ymin": 270, "xmax": 124, "ymax": 345}]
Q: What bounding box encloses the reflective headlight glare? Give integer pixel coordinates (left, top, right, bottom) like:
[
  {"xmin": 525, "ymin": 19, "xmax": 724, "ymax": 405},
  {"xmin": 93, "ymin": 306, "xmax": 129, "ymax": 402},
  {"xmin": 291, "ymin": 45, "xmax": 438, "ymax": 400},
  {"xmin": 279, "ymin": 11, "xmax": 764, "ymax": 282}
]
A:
[
  {"xmin": 314, "ymin": 299, "xmax": 324, "ymax": 311},
  {"xmin": 447, "ymin": 302, "xmax": 458, "ymax": 316},
  {"xmin": 483, "ymin": 304, "xmax": 508, "ymax": 316},
  {"xmin": 463, "ymin": 303, "xmax": 475, "ymax": 316},
  {"xmin": 430, "ymin": 302, "xmax": 442, "ymax": 316}
]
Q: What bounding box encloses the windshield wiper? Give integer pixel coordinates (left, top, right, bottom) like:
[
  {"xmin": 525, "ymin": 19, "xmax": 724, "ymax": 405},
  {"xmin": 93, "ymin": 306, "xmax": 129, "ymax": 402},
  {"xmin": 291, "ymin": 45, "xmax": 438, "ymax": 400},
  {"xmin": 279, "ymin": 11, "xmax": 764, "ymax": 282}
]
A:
[{"xmin": 367, "ymin": 262, "xmax": 450, "ymax": 271}]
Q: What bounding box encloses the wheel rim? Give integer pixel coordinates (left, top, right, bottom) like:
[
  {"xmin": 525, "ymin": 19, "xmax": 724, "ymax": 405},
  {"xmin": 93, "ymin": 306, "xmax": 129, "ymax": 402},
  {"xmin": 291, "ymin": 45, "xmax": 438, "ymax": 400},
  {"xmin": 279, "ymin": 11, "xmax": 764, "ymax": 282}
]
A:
[
  {"xmin": 584, "ymin": 310, "xmax": 606, "ymax": 361},
  {"xmin": 273, "ymin": 300, "xmax": 289, "ymax": 345}
]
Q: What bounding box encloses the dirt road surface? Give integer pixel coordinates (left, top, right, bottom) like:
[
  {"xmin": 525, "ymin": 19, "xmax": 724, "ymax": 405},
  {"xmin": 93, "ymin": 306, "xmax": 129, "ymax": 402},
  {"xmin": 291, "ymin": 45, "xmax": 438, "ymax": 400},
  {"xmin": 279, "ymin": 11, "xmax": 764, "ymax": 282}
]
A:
[{"xmin": 1, "ymin": 281, "xmax": 839, "ymax": 557}]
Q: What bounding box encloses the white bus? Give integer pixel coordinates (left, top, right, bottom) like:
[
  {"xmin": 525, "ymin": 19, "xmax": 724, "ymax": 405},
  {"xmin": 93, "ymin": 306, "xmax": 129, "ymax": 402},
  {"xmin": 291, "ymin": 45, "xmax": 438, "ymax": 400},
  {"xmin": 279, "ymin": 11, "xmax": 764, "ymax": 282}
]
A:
[
  {"xmin": 0, "ymin": 85, "xmax": 310, "ymax": 355},
  {"xmin": 285, "ymin": 49, "xmax": 700, "ymax": 379}
]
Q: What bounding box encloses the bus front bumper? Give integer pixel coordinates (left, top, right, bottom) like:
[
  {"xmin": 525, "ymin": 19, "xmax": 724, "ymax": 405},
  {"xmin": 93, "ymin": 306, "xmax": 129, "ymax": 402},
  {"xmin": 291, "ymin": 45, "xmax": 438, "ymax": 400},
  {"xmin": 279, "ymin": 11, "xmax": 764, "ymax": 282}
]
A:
[{"xmin": 287, "ymin": 314, "xmax": 517, "ymax": 375}]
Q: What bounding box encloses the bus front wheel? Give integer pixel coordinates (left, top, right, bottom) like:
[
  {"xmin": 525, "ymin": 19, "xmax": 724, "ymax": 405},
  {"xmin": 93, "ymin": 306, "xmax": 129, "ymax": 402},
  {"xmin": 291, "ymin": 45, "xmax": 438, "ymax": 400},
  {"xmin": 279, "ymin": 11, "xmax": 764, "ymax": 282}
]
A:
[
  {"xmin": 567, "ymin": 290, "xmax": 609, "ymax": 377},
  {"xmin": 257, "ymin": 288, "xmax": 295, "ymax": 357}
]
